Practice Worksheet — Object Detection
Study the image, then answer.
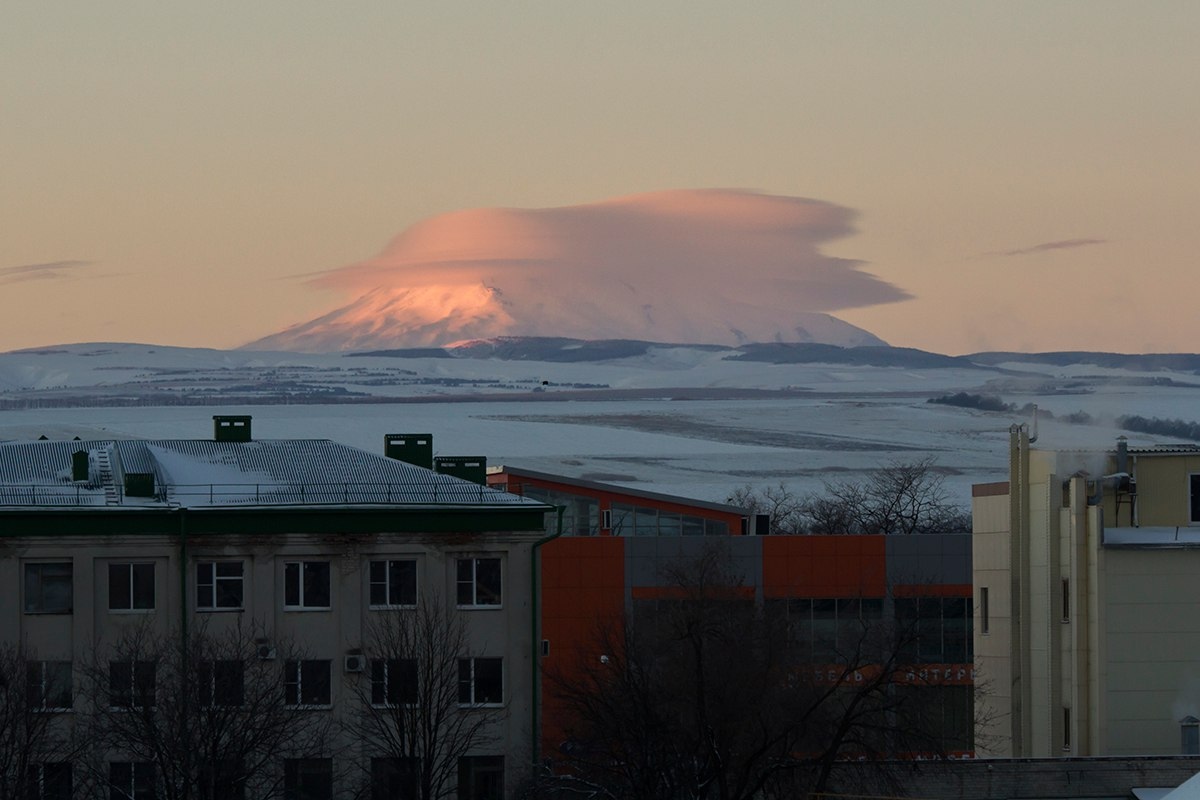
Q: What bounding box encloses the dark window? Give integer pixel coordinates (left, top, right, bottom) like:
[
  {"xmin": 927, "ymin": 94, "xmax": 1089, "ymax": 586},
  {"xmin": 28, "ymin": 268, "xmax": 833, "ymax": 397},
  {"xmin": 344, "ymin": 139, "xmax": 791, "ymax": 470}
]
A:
[
  {"xmin": 26, "ymin": 661, "xmax": 72, "ymax": 710},
  {"xmin": 1063, "ymin": 706, "xmax": 1071, "ymax": 751},
  {"xmin": 1191, "ymin": 474, "xmax": 1200, "ymax": 523},
  {"xmin": 24, "ymin": 563, "xmax": 72, "ymax": 614},
  {"xmin": 283, "ymin": 660, "xmax": 331, "ymax": 707},
  {"xmin": 110, "ymin": 661, "xmax": 156, "ymax": 709},
  {"xmin": 283, "ymin": 758, "xmax": 332, "ymax": 800},
  {"xmin": 284, "ymin": 562, "xmax": 331, "ymax": 609},
  {"xmin": 371, "ymin": 658, "xmax": 418, "ymax": 706},
  {"xmin": 457, "ymin": 755, "xmax": 503, "ymax": 800},
  {"xmin": 371, "ymin": 758, "xmax": 418, "ymax": 800},
  {"xmin": 458, "ymin": 658, "xmax": 502, "ymax": 706},
  {"xmin": 109, "ymin": 761, "xmax": 156, "ymax": 800},
  {"xmin": 196, "ymin": 561, "xmax": 244, "ymax": 610},
  {"xmin": 1183, "ymin": 717, "xmax": 1200, "ymax": 755},
  {"xmin": 199, "ymin": 762, "xmax": 245, "ymax": 800},
  {"xmin": 1061, "ymin": 577, "xmax": 1071, "ymax": 622},
  {"xmin": 980, "ymin": 587, "xmax": 989, "ymax": 635},
  {"xmin": 369, "ymin": 560, "xmax": 417, "ymax": 607},
  {"xmin": 196, "ymin": 660, "xmax": 244, "ymax": 708},
  {"xmin": 109, "ymin": 563, "xmax": 155, "ymax": 611},
  {"xmin": 24, "ymin": 762, "xmax": 72, "ymax": 800},
  {"xmin": 456, "ymin": 558, "xmax": 501, "ymax": 607}
]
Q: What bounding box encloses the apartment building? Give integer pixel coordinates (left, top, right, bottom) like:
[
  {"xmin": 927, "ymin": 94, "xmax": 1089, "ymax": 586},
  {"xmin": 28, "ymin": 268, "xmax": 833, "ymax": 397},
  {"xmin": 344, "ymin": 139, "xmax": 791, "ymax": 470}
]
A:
[
  {"xmin": 0, "ymin": 416, "xmax": 552, "ymax": 799},
  {"xmin": 973, "ymin": 426, "xmax": 1200, "ymax": 757}
]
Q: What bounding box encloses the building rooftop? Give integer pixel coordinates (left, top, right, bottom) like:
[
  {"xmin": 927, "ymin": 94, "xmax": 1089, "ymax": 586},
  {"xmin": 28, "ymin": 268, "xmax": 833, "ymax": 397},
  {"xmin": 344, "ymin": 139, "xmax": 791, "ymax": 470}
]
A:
[{"xmin": 0, "ymin": 437, "xmax": 542, "ymax": 509}]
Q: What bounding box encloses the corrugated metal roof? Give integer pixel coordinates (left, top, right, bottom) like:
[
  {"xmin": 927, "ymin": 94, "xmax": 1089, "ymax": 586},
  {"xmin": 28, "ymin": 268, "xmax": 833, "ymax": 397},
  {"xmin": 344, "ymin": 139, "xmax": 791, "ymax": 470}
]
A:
[{"xmin": 0, "ymin": 438, "xmax": 541, "ymax": 509}]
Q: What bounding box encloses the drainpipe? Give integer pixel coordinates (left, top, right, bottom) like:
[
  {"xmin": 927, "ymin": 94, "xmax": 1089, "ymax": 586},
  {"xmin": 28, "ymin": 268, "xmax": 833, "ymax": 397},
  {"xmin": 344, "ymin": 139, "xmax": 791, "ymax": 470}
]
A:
[{"xmin": 530, "ymin": 506, "xmax": 565, "ymax": 770}]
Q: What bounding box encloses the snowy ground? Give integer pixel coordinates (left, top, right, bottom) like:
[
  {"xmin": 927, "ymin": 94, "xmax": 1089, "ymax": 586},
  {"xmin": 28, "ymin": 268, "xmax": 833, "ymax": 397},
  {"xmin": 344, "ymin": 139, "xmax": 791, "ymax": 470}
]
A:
[{"xmin": 3, "ymin": 344, "xmax": 1199, "ymax": 509}]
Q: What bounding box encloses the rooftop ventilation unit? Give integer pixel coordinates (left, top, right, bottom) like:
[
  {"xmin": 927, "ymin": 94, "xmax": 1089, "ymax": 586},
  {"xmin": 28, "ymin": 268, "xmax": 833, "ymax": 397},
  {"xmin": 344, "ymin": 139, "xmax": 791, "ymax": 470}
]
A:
[
  {"xmin": 213, "ymin": 415, "xmax": 252, "ymax": 442},
  {"xmin": 384, "ymin": 433, "xmax": 433, "ymax": 469},
  {"xmin": 434, "ymin": 456, "xmax": 487, "ymax": 485}
]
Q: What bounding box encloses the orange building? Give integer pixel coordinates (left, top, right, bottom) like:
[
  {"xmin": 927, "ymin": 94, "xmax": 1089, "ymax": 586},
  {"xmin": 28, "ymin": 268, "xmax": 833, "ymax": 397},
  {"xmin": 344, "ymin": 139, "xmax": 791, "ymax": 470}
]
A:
[{"xmin": 486, "ymin": 466, "xmax": 975, "ymax": 758}]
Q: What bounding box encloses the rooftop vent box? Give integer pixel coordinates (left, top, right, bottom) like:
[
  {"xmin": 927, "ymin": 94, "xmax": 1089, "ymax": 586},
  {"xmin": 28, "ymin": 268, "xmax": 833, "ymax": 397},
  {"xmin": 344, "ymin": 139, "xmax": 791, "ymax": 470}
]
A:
[
  {"xmin": 213, "ymin": 415, "xmax": 252, "ymax": 443},
  {"xmin": 384, "ymin": 433, "xmax": 433, "ymax": 469},
  {"xmin": 434, "ymin": 456, "xmax": 487, "ymax": 485}
]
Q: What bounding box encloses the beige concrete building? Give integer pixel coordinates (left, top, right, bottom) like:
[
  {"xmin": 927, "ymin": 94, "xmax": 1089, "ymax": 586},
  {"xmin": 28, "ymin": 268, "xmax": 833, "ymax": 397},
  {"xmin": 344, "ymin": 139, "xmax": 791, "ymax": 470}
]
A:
[
  {"xmin": 0, "ymin": 417, "xmax": 552, "ymax": 799},
  {"xmin": 974, "ymin": 425, "xmax": 1200, "ymax": 758}
]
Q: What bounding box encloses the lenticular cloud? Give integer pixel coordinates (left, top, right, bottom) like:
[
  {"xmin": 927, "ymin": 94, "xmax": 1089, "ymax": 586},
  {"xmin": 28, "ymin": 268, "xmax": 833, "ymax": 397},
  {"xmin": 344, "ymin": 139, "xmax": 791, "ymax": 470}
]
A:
[{"xmin": 246, "ymin": 189, "xmax": 910, "ymax": 352}]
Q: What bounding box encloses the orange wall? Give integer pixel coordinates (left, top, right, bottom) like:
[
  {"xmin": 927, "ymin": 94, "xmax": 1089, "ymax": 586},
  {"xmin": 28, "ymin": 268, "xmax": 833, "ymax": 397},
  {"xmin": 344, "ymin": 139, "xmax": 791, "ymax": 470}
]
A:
[{"xmin": 761, "ymin": 535, "xmax": 888, "ymax": 598}]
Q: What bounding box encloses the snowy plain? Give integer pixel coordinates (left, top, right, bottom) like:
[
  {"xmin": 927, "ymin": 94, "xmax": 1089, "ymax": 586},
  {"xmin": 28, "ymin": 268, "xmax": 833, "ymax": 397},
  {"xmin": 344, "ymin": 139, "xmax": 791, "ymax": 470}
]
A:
[{"xmin": 3, "ymin": 343, "xmax": 1200, "ymax": 509}]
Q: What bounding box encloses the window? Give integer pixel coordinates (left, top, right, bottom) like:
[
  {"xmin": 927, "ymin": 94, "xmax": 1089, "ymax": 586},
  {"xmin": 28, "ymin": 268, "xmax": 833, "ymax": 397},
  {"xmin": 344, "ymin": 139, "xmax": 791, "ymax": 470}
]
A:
[
  {"xmin": 369, "ymin": 560, "xmax": 417, "ymax": 607},
  {"xmin": 458, "ymin": 658, "xmax": 502, "ymax": 706},
  {"xmin": 196, "ymin": 660, "xmax": 244, "ymax": 708},
  {"xmin": 283, "ymin": 660, "xmax": 331, "ymax": 707},
  {"xmin": 1063, "ymin": 706, "xmax": 1071, "ymax": 751},
  {"xmin": 980, "ymin": 587, "xmax": 989, "ymax": 635},
  {"xmin": 110, "ymin": 563, "xmax": 155, "ymax": 611},
  {"xmin": 26, "ymin": 661, "xmax": 72, "ymax": 710},
  {"xmin": 456, "ymin": 558, "xmax": 501, "ymax": 607},
  {"xmin": 1061, "ymin": 577, "xmax": 1071, "ymax": 622},
  {"xmin": 109, "ymin": 761, "xmax": 156, "ymax": 800},
  {"xmin": 283, "ymin": 758, "xmax": 332, "ymax": 800},
  {"xmin": 196, "ymin": 561, "xmax": 244, "ymax": 611},
  {"xmin": 284, "ymin": 562, "xmax": 331, "ymax": 609},
  {"xmin": 1191, "ymin": 474, "xmax": 1200, "ymax": 523},
  {"xmin": 24, "ymin": 562, "xmax": 72, "ymax": 614},
  {"xmin": 1182, "ymin": 716, "xmax": 1200, "ymax": 755},
  {"xmin": 199, "ymin": 763, "xmax": 244, "ymax": 800},
  {"xmin": 110, "ymin": 661, "xmax": 156, "ymax": 709},
  {"xmin": 24, "ymin": 762, "xmax": 72, "ymax": 800},
  {"xmin": 371, "ymin": 758, "xmax": 417, "ymax": 800},
  {"xmin": 370, "ymin": 658, "xmax": 418, "ymax": 707},
  {"xmin": 457, "ymin": 755, "xmax": 503, "ymax": 800}
]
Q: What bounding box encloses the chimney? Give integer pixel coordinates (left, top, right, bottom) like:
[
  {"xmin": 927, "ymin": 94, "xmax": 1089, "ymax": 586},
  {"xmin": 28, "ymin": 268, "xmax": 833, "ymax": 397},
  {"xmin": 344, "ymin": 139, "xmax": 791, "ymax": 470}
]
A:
[
  {"xmin": 213, "ymin": 415, "xmax": 252, "ymax": 443},
  {"xmin": 434, "ymin": 456, "xmax": 487, "ymax": 485},
  {"xmin": 384, "ymin": 433, "xmax": 433, "ymax": 469}
]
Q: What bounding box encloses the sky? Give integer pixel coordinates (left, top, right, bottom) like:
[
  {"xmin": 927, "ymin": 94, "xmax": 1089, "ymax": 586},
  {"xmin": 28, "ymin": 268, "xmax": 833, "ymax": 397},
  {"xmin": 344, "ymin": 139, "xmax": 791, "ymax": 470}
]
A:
[{"xmin": 2, "ymin": 2, "xmax": 1198, "ymax": 355}]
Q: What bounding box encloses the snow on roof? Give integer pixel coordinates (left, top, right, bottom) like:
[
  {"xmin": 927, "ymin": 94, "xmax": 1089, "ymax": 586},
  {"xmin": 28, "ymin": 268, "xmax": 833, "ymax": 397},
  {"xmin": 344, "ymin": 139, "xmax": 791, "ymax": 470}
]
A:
[{"xmin": 0, "ymin": 437, "xmax": 540, "ymax": 509}]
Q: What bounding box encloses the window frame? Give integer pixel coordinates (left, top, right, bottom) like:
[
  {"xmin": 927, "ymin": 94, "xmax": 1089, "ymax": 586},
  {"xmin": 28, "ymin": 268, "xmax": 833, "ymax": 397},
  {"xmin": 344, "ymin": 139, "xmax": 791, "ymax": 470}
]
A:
[
  {"xmin": 283, "ymin": 659, "xmax": 332, "ymax": 708},
  {"xmin": 455, "ymin": 557, "xmax": 502, "ymax": 608},
  {"xmin": 283, "ymin": 757, "xmax": 332, "ymax": 800},
  {"xmin": 25, "ymin": 761, "xmax": 73, "ymax": 800},
  {"xmin": 109, "ymin": 660, "xmax": 157, "ymax": 710},
  {"xmin": 109, "ymin": 760, "xmax": 156, "ymax": 800},
  {"xmin": 109, "ymin": 562, "xmax": 156, "ymax": 613},
  {"xmin": 370, "ymin": 657, "xmax": 418, "ymax": 708},
  {"xmin": 26, "ymin": 661, "xmax": 73, "ymax": 712},
  {"xmin": 457, "ymin": 657, "xmax": 503, "ymax": 707},
  {"xmin": 196, "ymin": 560, "xmax": 245, "ymax": 612},
  {"xmin": 196, "ymin": 660, "xmax": 245, "ymax": 708},
  {"xmin": 457, "ymin": 755, "xmax": 504, "ymax": 800},
  {"xmin": 283, "ymin": 561, "xmax": 332, "ymax": 611},
  {"xmin": 368, "ymin": 559, "xmax": 417, "ymax": 609},
  {"xmin": 24, "ymin": 562, "xmax": 73, "ymax": 615}
]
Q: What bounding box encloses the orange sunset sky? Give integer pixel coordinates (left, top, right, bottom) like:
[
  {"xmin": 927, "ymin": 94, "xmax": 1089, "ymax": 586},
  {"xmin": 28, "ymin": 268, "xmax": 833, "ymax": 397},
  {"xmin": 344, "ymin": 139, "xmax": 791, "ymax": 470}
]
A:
[{"xmin": 2, "ymin": 2, "xmax": 1198, "ymax": 355}]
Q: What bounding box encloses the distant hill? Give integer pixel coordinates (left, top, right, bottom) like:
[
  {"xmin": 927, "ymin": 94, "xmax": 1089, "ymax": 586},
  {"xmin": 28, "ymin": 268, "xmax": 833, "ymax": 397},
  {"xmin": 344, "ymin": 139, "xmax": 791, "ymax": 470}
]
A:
[{"xmin": 968, "ymin": 351, "xmax": 1200, "ymax": 373}]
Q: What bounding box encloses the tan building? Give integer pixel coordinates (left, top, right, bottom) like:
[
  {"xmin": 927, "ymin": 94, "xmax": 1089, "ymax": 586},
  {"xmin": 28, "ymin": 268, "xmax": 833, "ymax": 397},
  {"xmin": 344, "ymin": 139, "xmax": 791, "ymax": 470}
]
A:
[
  {"xmin": 0, "ymin": 416, "xmax": 552, "ymax": 799},
  {"xmin": 974, "ymin": 425, "xmax": 1200, "ymax": 758}
]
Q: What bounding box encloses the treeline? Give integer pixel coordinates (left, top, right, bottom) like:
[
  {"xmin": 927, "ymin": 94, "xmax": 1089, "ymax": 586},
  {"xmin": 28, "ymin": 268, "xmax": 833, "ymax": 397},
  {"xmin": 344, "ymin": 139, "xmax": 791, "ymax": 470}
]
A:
[{"xmin": 928, "ymin": 393, "xmax": 1200, "ymax": 441}]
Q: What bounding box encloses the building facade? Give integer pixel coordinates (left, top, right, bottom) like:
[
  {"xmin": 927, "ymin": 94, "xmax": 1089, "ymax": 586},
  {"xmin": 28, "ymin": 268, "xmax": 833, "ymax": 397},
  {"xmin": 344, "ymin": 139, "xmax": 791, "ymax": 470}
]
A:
[
  {"xmin": 973, "ymin": 426, "xmax": 1200, "ymax": 758},
  {"xmin": 0, "ymin": 417, "xmax": 552, "ymax": 799},
  {"xmin": 487, "ymin": 466, "xmax": 975, "ymax": 759}
]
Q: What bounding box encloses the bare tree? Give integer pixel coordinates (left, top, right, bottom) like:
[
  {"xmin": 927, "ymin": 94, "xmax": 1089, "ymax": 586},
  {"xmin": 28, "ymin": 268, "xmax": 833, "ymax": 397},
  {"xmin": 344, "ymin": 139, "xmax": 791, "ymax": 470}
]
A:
[
  {"xmin": 0, "ymin": 642, "xmax": 76, "ymax": 797},
  {"xmin": 533, "ymin": 544, "xmax": 972, "ymax": 800},
  {"xmin": 728, "ymin": 458, "xmax": 972, "ymax": 535},
  {"xmin": 80, "ymin": 621, "xmax": 332, "ymax": 800},
  {"xmin": 350, "ymin": 595, "xmax": 502, "ymax": 800}
]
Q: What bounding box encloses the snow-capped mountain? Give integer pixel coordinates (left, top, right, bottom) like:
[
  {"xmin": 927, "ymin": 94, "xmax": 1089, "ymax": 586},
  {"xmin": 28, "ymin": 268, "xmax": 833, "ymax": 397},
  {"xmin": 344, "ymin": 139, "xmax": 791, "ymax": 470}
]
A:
[{"xmin": 242, "ymin": 189, "xmax": 902, "ymax": 353}]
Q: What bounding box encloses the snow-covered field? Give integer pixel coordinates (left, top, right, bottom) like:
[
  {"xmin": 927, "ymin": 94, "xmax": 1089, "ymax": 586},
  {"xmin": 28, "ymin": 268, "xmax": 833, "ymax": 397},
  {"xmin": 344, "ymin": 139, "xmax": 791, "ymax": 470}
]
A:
[{"xmin": 3, "ymin": 343, "xmax": 1199, "ymax": 508}]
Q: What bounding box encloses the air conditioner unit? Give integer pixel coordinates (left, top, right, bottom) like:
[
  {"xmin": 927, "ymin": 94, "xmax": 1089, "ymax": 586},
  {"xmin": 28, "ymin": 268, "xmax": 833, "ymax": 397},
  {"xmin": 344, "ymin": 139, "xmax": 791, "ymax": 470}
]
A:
[
  {"xmin": 344, "ymin": 654, "xmax": 366, "ymax": 673},
  {"xmin": 256, "ymin": 644, "xmax": 277, "ymax": 661}
]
